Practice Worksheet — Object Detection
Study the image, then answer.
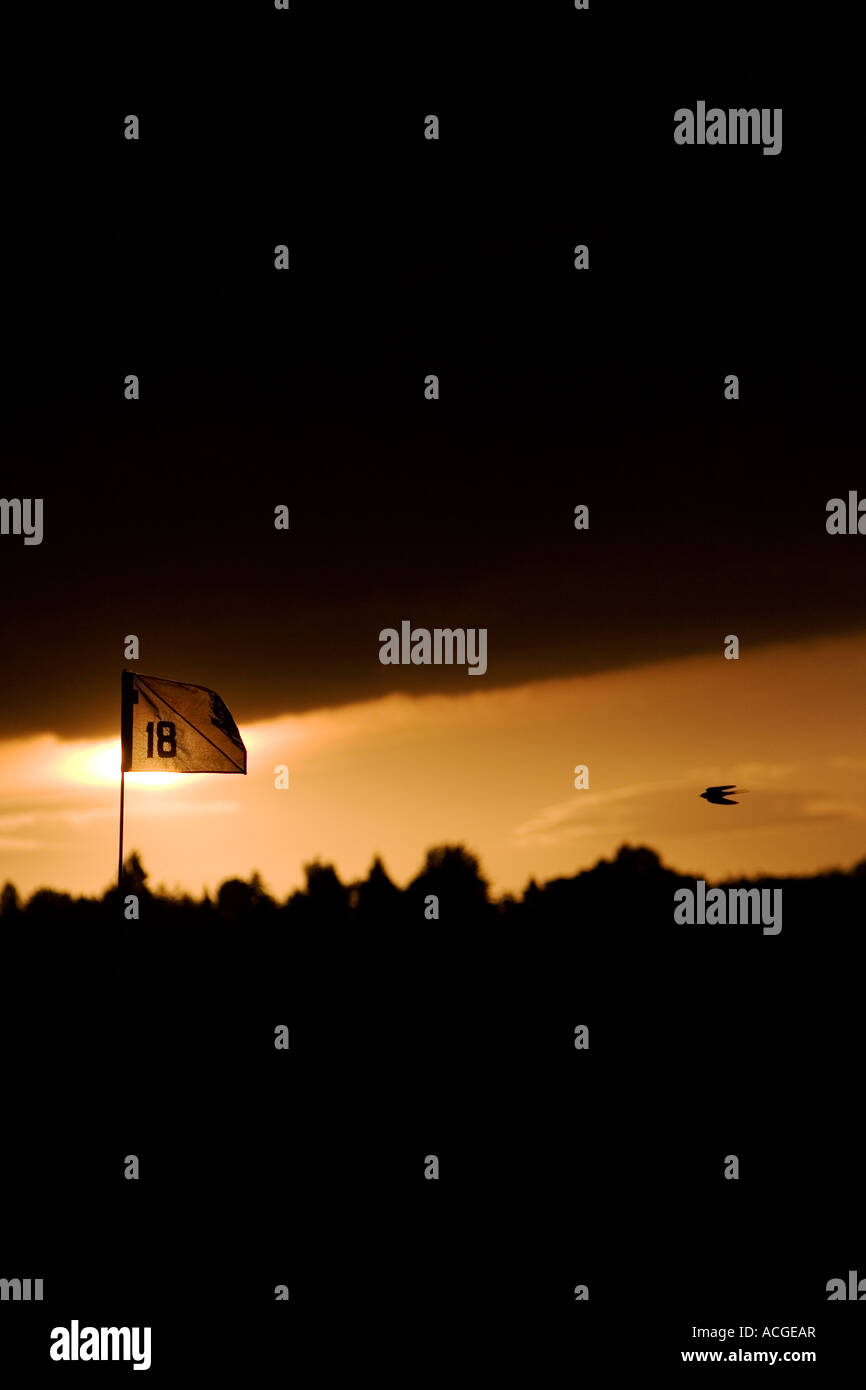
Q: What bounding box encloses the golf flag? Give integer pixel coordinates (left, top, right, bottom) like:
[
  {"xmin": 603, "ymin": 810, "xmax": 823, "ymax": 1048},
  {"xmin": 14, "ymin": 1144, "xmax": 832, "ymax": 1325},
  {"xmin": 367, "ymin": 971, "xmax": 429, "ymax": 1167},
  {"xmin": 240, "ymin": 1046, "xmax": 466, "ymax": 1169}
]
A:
[{"xmin": 121, "ymin": 671, "xmax": 247, "ymax": 774}]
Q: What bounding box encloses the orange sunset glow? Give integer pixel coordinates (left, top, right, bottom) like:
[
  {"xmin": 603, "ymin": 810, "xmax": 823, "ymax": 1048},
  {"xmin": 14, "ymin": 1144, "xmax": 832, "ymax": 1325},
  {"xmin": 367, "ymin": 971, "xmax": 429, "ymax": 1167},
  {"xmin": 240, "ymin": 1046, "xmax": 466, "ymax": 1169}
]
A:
[{"xmin": 2, "ymin": 631, "xmax": 865, "ymax": 901}]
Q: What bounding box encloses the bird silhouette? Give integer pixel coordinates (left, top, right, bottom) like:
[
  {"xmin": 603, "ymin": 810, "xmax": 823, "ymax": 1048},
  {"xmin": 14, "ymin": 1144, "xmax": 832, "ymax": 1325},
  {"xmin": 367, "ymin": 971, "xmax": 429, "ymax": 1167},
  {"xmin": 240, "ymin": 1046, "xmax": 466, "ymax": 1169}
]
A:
[{"xmin": 700, "ymin": 785, "xmax": 748, "ymax": 805}]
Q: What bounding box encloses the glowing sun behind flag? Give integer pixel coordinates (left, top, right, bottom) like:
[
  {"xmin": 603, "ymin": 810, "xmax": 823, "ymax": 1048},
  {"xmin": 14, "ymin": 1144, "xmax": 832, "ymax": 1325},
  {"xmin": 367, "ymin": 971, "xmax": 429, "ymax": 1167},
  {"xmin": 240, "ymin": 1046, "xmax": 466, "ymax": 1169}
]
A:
[
  {"xmin": 117, "ymin": 671, "xmax": 247, "ymax": 889},
  {"xmin": 61, "ymin": 739, "xmax": 181, "ymax": 789}
]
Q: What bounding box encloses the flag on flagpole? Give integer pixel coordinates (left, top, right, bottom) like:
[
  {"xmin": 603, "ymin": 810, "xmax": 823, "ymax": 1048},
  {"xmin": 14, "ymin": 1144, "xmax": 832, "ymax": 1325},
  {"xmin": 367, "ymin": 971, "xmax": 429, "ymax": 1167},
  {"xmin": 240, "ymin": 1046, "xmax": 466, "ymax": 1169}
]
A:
[{"xmin": 121, "ymin": 671, "xmax": 247, "ymax": 774}]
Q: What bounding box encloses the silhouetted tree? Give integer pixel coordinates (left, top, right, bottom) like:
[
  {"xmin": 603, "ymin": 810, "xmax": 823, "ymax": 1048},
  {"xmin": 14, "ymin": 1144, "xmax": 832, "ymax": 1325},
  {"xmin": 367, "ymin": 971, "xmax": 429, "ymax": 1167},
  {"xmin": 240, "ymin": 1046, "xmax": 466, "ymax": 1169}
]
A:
[
  {"xmin": 0, "ymin": 881, "xmax": 21, "ymax": 918},
  {"xmin": 306, "ymin": 860, "xmax": 349, "ymax": 919},
  {"xmin": 216, "ymin": 871, "xmax": 275, "ymax": 920},
  {"xmin": 407, "ymin": 844, "xmax": 489, "ymax": 917},
  {"xmin": 25, "ymin": 888, "xmax": 75, "ymax": 919},
  {"xmin": 284, "ymin": 860, "xmax": 350, "ymax": 925},
  {"xmin": 353, "ymin": 855, "xmax": 402, "ymax": 923},
  {"xmin": 612, "ymin": 844, "xmax": 664, "ymax": 877},
  {"xmin": 495, "ymin": 891, "xmax": 521, "ymax": 921},
  {"xmin": 114, "ymin": 850, "xmax": 152, "ymax": 902}
]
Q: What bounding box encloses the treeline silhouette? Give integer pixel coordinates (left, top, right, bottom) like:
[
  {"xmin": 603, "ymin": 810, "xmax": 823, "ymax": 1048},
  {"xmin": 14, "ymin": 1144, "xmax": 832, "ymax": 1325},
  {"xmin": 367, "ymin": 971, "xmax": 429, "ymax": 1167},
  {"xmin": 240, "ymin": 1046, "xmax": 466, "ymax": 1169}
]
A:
[{"xmin": 4, "ymin": 842, "xmax": 866, "ymax": 929}]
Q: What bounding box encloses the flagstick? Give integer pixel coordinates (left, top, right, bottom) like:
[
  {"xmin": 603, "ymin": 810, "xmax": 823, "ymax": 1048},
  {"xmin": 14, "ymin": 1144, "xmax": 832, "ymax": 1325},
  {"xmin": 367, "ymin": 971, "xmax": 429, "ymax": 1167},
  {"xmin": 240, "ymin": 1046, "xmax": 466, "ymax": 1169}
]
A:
[
  {"xmin": 118, "ymin": 767, "xmax": 125, "ymax": 894},
  {"xmin": 118, "ymin": 668, "xmax": 130, "ymax": 896}
]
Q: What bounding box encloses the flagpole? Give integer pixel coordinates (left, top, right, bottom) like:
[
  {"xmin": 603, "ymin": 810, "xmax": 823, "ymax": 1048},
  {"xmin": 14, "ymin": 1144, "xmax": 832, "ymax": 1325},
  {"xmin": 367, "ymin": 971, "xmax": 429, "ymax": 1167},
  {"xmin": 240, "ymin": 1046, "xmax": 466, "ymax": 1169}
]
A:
[
  {"xmin": 118, "ymin": 668, "xmax": 130, "ymax": 895},
  {"xmin": 118, "ymin": 767, "xmax": 125, "ymax": 893}
]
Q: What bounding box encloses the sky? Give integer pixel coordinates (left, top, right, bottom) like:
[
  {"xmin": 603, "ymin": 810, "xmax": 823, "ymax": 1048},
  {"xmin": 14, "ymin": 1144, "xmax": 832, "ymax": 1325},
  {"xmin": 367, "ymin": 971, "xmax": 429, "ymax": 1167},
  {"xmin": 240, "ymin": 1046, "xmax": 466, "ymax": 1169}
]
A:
[
  {"xmin": 2, "ymin": 631, "xmax": 865, "ymax": 901},
  {"xmin": 0, "ymin": 48, "xmax": 860, "ymax": 900}
]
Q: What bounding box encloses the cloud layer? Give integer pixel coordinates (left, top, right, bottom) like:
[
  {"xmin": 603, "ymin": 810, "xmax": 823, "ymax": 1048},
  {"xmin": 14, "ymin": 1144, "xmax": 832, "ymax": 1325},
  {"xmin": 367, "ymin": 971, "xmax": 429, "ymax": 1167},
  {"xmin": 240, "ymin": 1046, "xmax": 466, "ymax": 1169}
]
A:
[{"xmin": 1, "ymin": 633, "xmax": 865, "ymax": 899}]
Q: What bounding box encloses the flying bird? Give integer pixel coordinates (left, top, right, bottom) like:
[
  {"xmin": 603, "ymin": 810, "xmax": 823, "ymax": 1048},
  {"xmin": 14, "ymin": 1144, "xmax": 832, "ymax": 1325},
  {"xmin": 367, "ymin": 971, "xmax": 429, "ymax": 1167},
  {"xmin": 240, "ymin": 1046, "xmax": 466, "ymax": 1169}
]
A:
[{"xmin": 700, "ymin": 785, "xmax": 748, "ymax": 805}]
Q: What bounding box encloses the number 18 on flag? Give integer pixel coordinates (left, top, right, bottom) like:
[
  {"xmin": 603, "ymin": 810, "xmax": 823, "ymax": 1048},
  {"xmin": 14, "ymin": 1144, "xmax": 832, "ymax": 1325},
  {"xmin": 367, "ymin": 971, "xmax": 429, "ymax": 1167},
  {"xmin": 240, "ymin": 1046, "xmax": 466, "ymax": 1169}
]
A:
[{"xmin": 121, "ymin": 671, "xmax": 247, "ymax": 774}]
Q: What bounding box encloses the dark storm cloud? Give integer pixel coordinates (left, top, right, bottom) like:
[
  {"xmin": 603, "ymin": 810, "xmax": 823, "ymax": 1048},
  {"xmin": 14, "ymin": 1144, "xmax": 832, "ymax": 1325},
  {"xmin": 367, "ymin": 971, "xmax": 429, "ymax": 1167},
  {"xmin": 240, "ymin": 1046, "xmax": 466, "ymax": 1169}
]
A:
[
  {"xmin": 2, "ymin": 375, "xmax": 862, "ymax": 742},
  {"xmin": 1, "ymin": 49, "xmax": 859, "ymax": 738}
]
